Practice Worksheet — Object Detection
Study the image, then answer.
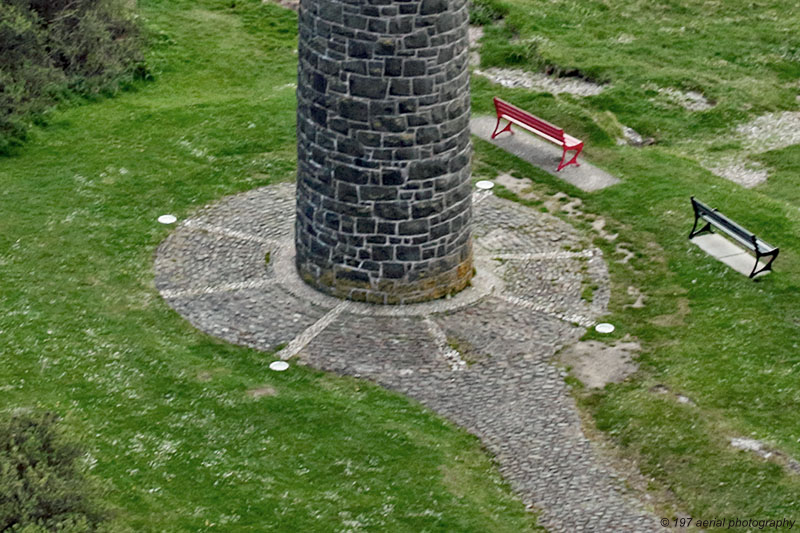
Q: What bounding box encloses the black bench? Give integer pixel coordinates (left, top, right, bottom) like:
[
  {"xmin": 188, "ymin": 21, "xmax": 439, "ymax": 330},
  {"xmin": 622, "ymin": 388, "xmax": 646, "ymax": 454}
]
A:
[{"xmin": 689, "ymin": 196, "xmax": 779, "ymax": 278}]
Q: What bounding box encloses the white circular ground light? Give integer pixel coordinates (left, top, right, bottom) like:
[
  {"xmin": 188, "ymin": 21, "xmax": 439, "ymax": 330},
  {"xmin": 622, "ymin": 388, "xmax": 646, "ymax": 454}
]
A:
[
  {"xmin": 475, "ymin": 180, "xmax": 494, "ymax": 190},
  {"xmin": 158, "ymin": 214, "xmax": 177, "ymax": 224},
  {"xmin": 269, "ymin": 361, "xmax": 289, "ymax": 372},
  {"xmin": 595, "ymin": 323, "xmax": 615, "ymax": 334}
]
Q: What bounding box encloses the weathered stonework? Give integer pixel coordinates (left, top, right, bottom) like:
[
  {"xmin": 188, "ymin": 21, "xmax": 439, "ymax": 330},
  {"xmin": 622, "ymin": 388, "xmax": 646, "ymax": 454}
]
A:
[
  {"xmin": 295, "ymin": 0, "xmax": 473, "ymax": 304},
  {"xmin": 155, "ymin": 184, "xmax": 661, "ymax": 532}
]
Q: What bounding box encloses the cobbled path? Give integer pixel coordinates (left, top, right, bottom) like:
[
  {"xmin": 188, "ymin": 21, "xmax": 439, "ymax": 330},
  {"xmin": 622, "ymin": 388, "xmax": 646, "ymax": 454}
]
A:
[{"xmin": 154, "ymin": 183, "xmax": 659, "ymax": 532}]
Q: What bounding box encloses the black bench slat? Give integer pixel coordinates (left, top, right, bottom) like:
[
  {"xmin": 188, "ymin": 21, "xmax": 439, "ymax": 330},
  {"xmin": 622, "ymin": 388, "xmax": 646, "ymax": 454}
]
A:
[
  {"xmin": 698, "ymin": 209, "xmax": 755, "ymax": 244},
  {"xmin": 689, "ymin": 197, "xmax": 779, "ymax": 278}
]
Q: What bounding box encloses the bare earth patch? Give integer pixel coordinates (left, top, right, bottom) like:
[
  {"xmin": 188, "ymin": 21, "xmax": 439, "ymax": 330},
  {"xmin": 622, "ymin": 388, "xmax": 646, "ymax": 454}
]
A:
[
  {"xmin": 468, "ymin": 24, "xmax": 604, "ymax": 97},
  {"xmin": 494, "ymin": 173, "xmax": 536, "ymax": 199},
  {"xmin": 737, "ymin": 111, "xmax": 800, "ymax": 151},
  {"xmin": 611, "ymin": 33, "xmax": 636, "ymax": 44},
  {"xmin": 730, "ymin": 437, "xmax": 800, "ymax": 475},
  {"xmin": 544, "ymin": 192, "xmax": 583, "ymax": 217},
  {"xmin": 618, "ymin": 125, "xmax": 654, "ymax": 147},
  {"xmin": 625, "ymin": 286, "xmax": 646, "ymax": 309},
  {"xmin": 615, "ymin": 244, "xmax": 635, "ymax": 264},
  {"xmin": 707, "ymin": 158, "xmax": 769, "ymax": 188},
  {"xmin": 590, "ymin": 217, "xmax": 618, "ymax": 242},
  {"xmin": 650, "ymin": 383, "xmax": 696, "ymax": 406},
  {"xmin": 649, "ymin": 297, "xmax": 691, "ymax": 327},
  {"xmin": 559, "ymin": 338, "xmax": 641, "ymax": 389},
  {"xmin": 653, "ymin": 87, "xmax": 714, "ymax": 111},
  {"xmin": 263, "ymin": 0, "xmax": 298, "ymax": 10},
  {"xmin": 702, "ymin": 111, "xmax": 800, "ymax": 187},
  {"xmin": 468, "ymin": 26, "xmax": 483, "ymax": 67},
  {"xmin": 474, "ymin": 68, "xmax": 606, "ymax": 97},
  {"xmin": 247, "ymin": 385, "xmax": 277, "ymax": 398}
]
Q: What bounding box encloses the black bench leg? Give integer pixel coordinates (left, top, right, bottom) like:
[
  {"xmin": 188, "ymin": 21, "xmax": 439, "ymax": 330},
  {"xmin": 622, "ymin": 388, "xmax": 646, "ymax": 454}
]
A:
[
  {"xmin": 689, "ymin": 216, "xmax": 713, "ymax": 239},
  {"xmin": 749, "ymin": 250, "xmax": 779, "ymax": 279}
]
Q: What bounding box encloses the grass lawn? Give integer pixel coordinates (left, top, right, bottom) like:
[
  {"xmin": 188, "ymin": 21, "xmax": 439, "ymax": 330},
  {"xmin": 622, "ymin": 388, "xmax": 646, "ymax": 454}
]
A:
[
  {"xmin": 471, "ymin": 0, "xmax": 800, "ymax": 526},
  {"xmin": 4, "ymin": 0, "xmax": 800, "ymax": 530},
  {"xmin": 0, "ymin": 1, "xmax": 542, "ymax": 530}
]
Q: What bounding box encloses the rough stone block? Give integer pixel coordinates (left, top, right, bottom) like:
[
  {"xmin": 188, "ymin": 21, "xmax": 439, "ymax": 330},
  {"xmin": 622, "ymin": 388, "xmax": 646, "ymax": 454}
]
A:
[
  {"xmin": 350, "ymin": 76, "xmax": 388, "ymax": 98},
  {"xmin": 296, "ymin": 0, "xmax": 473, "ymax": 303}
]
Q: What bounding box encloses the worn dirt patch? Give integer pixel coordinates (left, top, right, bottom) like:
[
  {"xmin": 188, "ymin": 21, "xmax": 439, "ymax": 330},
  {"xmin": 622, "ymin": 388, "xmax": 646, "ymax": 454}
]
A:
[
  {"xmin": 559, "ymin": 338, "xmax": 640, "ymax": 388},
  {"xmin": 468, "ymin": 26, "xmax": 483, "ymax": 67},
  {"xmin": 247, "ymin": 385, "xmax": 278, "ymax": 398},
  {"xmin": 706, "ymin": 158, "xmax": 769, "ymax": 188},
  {"xmin": 615, "ymin": 244, "xmax": 635, "ymax": 264},
  {"xmin": 494, "ymin": 173, "xmax": 537, "ymax": 199},
  {"xmin": 649, "ymin": 297, "xmax": 690, "ymax": 327},
  {"xmin": 730, "ymin": 437, "xmax": 800, "ymax": 474},
  {"xmin": 618, "ymin": 126, "xmax": 655, "ymax": 147},
  {"xmin": 625, "ymin": 286, "xmax": 646, "ymax": 309},
  {"xmin": 591, "ymin": 217, "xmax": 618, "ymax": 242},
  {"xmin": 474, "ymin": 68, "xmax": 606, "ymax": 96},
  {"xmin": 264, "ymin": 0, "xmax": 298, "ymax": 10},
  {"xmin": 196, "ymin": 368, "xmax": 230, "ymax": 382},
  {"xmin": 544, "ymin": 192, "xmax": 583, "ymax": 217},
  {"xmin": 700, "ymin": 111, "xmax": 800, "ymax": 187},
  {"xmin": 653, "ymin": 87, "xmax": 714, "ymax": 111}
]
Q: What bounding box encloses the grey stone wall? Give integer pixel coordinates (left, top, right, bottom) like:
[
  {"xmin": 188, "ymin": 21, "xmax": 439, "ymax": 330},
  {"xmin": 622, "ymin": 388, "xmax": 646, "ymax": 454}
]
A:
[{"xmin": 295, "ymin": 0, "xmax": 473, "ymax": 304}]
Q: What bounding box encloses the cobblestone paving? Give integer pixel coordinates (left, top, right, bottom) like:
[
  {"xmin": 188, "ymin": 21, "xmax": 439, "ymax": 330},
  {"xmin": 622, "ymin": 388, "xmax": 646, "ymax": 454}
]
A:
[{"xmin": 154, "ymin": 183, "xmax": 659, "ymax": 532}]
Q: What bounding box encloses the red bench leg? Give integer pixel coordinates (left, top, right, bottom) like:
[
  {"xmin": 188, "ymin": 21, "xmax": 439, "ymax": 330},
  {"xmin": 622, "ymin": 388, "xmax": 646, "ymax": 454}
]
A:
[
  {"xmin": 491, "ymin": 117, "xmax": 514, "ymax": 139},
  {"xmin": 557, "ymin": 143, "xmax": 583, "ymax": 172}
]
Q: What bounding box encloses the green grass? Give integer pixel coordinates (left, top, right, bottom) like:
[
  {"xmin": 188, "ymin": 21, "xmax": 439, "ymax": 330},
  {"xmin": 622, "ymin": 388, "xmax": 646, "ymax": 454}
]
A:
[
  {"xmin": 755, "ymin": 145, "xmax": 800, "ymax": 209},
  {"xmin": 474, "ymin": 0, "xmax": 799, "ymax": 149},
  {"xmin": 5, "ymin": 0, "xmax": 800, "ymax": 529},
  {"xmin": 0, "ymin": 1, "xmax": 543, "ymax": 530},
  {"xmin": 471, "ymin": 0, "xmax": 800, "ymax": 525}
]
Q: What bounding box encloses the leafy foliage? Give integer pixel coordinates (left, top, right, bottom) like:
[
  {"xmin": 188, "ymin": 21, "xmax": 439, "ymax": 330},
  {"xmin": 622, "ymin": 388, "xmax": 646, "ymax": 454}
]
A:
[
  {"xmin": 0, "ymin": 412, "xmax": 108, "ymax": 532},
  {"xmin": 0, "ymin": 0, "xmax": 143, "ymax": 154}
]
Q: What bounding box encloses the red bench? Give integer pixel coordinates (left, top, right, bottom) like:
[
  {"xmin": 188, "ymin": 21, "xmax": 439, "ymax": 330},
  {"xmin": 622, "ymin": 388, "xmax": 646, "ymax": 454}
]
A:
[{"xmin": 490, "ymin": 97, "xmax": 583, "ymax": 172}]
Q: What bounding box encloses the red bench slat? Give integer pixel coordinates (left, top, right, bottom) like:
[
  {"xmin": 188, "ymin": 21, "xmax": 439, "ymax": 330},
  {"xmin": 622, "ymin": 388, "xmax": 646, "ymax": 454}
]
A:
[
  {"xmin": 494, "ymin": 98, "xmax": 564, "ymax": 141},
  {"xmin": 491, "ymin": 97, "xmax": 583, "ymax": 172}
]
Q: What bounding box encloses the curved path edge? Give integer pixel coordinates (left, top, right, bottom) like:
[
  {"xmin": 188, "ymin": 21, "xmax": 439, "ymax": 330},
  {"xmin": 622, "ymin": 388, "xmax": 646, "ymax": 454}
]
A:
[{"xmin": 154, "ymin": 183, "xmax": 659, "ymax": 532}]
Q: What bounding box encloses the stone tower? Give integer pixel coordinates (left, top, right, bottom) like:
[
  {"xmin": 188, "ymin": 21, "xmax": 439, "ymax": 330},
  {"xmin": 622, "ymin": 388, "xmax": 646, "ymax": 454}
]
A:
[{"xmin": 295, "ymin": 0, "xmax": 472, "ymax": 304}]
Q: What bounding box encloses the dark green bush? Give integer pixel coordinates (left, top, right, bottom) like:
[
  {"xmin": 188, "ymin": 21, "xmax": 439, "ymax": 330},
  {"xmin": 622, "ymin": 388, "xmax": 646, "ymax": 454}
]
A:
[
  {"xmin": 0, "ymin": 0, "xmax": 143, "ymax": 155},
  {"xmin": 0, "ymin": 412, "xmax": 108, "ymax": 532}
]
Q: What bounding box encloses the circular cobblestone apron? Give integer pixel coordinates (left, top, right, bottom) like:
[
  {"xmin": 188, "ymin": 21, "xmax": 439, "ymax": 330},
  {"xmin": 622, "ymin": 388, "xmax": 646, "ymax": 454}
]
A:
[{"xmin": 154, "ymin": 182, "xmax": 659, "ymax": 532}]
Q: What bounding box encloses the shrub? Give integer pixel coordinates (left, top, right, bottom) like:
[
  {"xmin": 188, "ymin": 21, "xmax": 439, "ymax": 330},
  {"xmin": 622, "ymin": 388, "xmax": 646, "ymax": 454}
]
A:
[
  {"xmin": 0, "ymin": 0, "xmax": 144, "ymax": 155},
  {"xmin": 0, "ymin": 411, "xmax": 108, "ymax": 532}
]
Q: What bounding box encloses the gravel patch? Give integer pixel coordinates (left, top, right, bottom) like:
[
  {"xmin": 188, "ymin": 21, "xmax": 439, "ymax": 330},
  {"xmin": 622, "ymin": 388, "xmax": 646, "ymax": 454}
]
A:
[
  {"xmin": 474, "ymin": 68, "xmax": 606, "ymax": 97},
  {"xmin": 730, "ymin": 437, "xmax": 800, "ymax": 474},
  {"xmin": 706, "ymin": 157, "xmax": 769, "ymax": 188},
  {"xmin": 654, "ymin": 88, "xmax": 714, "ymax": 111},
  {"xmin": 736, "ymin": 111, "xmax": 800, "ymax": 152},
  {"xmin": 612, "ymin": 33, "xmax": 636, "ymax": 44},
  {"xmin": 701, "ymin": 111, "xmax": 800, "ymax": 187},
  {"xmin": 619, "ymin": 126, "xmax": 654, "ymax": 147},
  {"xmin": 264, "ymin": 0, "xmax": 297, "ymax": 10},
  {"xmin": 468, "ymin": 26, "xmax": 483, "ymax": 67}
]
